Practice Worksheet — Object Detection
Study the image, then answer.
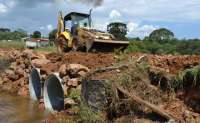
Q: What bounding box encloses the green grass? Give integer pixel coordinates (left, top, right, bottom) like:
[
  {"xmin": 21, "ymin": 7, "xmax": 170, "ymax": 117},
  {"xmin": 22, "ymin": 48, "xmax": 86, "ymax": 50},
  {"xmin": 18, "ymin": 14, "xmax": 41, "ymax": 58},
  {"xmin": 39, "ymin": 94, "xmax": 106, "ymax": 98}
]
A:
[
  {"xmin": 34, "ymin": 45, "xmax": 57, "ymax": 52},
  {"xmin": 0, "ymin": 41, "xmax": 25, "ymax": 50},
  {"xmin": 171, "ymin": 65, "xmax": 200, "ymax": 91},
  {"xmin": 0, "ymin": 40, "xmax": 57, "ymax": 53},
  {"xmin": 56, "ymin": 104, "xmax": 103, "ymax": 123},
  {"xmin": 68, "ymin": 88, "xmax": 81, "ymax": 101},
  {"xmin": 125, "ymin": 39, "xmax": 200, "ymax": 55},
  {"xmin": 76, "ymin": 103, "xmax": 103, "ymax": 123}
]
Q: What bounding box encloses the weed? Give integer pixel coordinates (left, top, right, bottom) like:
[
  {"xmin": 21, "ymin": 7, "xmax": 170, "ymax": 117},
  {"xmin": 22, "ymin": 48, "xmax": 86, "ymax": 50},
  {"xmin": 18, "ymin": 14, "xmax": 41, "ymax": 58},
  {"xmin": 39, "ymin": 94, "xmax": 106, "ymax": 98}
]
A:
[
  {"xmin": 68, "ymin": 88, "xmax": 81, "ymax": 101},
  {"xmin": 76, "ymin": 103, "xmax": 104, "ymax": 123},
  {"xmin": 119, "ymin": 74, "xmax": 132, "ymax": 88},
  {"xmin": 168, "ymin": 65, "xmax": 200, "ymax": 91},
  {"xmin": 56, "ymin": 116, "xmax": 75, "ymax": 123}
]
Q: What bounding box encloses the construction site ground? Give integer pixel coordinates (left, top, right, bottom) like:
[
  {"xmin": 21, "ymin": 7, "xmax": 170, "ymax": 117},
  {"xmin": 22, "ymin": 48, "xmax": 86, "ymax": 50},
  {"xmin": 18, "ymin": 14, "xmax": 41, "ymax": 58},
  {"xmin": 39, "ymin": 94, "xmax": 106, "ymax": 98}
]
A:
[{"xmin": 1, "ymin": 48, "xmax": 200, "ymax": 123}]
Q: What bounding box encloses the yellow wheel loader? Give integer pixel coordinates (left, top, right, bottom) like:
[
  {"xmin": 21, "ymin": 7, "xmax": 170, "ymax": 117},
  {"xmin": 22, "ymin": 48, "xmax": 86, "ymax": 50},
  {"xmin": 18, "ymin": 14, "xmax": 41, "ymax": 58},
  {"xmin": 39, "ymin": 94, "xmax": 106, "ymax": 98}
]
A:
[{"xmin": 56, "ymin": 11, "xmax": 129, "ymax": 52}]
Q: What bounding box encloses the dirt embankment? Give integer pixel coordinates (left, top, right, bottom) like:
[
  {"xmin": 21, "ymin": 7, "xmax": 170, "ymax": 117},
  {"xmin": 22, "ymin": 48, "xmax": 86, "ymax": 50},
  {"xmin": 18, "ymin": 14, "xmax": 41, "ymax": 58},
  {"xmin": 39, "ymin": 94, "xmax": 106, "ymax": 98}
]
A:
[
  {"xmin": 0, "ymin": 49, "xmax": 116, "ymax": 96},
  {"xmin": 1, "ymin": 49, "xmax": 200, "ymax": 122},
  {"xmin": 46, "ymin": 52, "xmax": 115, "ymax": 69},
  {"xmin": 148, "ymin": 54, "xmax": 200, "ymax": 74}
]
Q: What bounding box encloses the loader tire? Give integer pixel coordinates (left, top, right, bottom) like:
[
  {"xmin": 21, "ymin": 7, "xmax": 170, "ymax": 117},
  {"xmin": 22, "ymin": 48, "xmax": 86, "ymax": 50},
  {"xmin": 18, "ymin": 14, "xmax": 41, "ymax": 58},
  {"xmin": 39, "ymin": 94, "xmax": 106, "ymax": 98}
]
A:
[{"xmin": 57, "ymin": 37, "xmax": 71, "ymax": 53}]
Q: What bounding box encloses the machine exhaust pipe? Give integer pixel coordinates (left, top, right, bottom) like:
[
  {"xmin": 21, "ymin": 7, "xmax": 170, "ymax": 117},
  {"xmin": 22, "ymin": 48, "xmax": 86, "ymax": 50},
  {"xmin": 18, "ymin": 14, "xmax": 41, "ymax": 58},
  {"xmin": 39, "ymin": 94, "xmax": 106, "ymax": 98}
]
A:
[
  {"xmin": 43, "ymin": 73, "xmax": 64, "ymax": 111},
  {"xmin": 29, "ymin": 68, "xmax": 42, "ymax": 101}
]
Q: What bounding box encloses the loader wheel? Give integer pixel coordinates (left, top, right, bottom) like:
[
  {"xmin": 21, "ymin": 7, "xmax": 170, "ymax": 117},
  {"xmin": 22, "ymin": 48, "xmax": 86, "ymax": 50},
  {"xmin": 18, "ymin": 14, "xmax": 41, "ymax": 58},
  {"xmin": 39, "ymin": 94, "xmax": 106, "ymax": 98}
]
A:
[
  {"xmin": 72, "ymin": 37, "xmax": 79, "ymax": 51},
  {"xmin": 57, "ymin": 37, "xmax": 71, "ymax": 53}
]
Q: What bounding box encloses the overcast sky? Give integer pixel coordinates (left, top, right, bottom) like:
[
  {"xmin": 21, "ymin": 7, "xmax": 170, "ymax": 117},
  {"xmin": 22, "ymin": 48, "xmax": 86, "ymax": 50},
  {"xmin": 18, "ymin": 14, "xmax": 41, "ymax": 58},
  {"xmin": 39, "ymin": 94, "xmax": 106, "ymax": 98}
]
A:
[{"xmin": 0, "ymin": 0, "xmax": 200, "ymax": 39}]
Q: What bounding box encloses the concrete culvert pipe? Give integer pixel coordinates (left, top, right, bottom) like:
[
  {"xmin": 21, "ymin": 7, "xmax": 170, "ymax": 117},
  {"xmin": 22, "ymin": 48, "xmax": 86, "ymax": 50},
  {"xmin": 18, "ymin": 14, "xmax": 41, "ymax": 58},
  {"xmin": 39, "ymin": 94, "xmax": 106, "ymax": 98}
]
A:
[
  {"xmin": 29, "ymin": 68, "xmax": 41, "ymax": 101},
  {"xmin": 44, "ymin": 73, "xmax": 64, "ymax": 111}
]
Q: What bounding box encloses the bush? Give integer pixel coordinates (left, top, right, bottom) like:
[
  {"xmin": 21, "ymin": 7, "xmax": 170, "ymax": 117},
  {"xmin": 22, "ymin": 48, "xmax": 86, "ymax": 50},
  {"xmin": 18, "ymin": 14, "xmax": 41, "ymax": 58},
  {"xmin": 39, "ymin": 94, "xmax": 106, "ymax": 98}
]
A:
[
  {"xmin": 126, "ymin": 39, "xmax": 200, "ymax": 55},
  {"xmin": 76, "ymin": 103, "xmax": 103, "ymax": 123}
]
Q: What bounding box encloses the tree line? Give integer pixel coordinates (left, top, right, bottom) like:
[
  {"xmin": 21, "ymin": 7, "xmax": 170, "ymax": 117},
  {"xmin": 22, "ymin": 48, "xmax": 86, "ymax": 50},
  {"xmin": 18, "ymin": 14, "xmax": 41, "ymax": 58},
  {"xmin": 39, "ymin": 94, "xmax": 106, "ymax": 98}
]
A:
[
  {"xmin": 1, "ymin": 25, "xmax": 200, "ymax": 55},
  {"xmin": 0, "ymin": 28, "xmax": 28, "ymax": 41},
  {"xmin": 126, "ymin": 28, "xmax": 200, "ymax": 55},
  {"xmin": 0, "ymin": 27, "xmax": 56, "ymax": 41}
]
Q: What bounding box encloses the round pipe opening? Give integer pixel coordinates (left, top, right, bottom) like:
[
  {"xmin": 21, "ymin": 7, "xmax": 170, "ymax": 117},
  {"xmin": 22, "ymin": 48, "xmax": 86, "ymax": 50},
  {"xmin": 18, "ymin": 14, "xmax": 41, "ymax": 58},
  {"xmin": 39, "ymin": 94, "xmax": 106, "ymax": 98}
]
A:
[
  {"xmin": 29, "ymin": 68, "xmax": 41, "ymax": 101},
  {"xmin": 44, "ymin": 74, "xmax": 64, "ymax": 111}
]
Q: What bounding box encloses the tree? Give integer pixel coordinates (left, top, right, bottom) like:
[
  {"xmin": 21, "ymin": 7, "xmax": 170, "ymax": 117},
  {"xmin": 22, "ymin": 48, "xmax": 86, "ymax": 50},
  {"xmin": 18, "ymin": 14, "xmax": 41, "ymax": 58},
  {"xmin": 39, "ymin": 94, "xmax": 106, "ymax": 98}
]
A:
[
  {"xmin": 12, "ymin": 29, "xmax": 28, "ymax": 40},
  {"xmin": 129, "ymin": 37, "xmax": 141, "ymax": 41},
  {"xmin": 0, "ymin": 28, "xmax": 10, "ymax": 32},
  {"xmin": 143, "ymin": 36, "xmax": 150, "ymax": 41},
  {"xmin": 49, "ymin": 29, "xmax": 57, "ymax": 41},
  {"xmin": 149, "ymin": 28, "xmax": 174, "ymax": 42},
  {"xmin": 107, "ymin": 22, "xmax": 128, "ymax": 40},
  {"xmin": 0, "ymin": 28, "xmax": 27, "ymax": 40},
  {"xmin": 32, "ymin": 31, "xmax": 41, "ymax": 38}
]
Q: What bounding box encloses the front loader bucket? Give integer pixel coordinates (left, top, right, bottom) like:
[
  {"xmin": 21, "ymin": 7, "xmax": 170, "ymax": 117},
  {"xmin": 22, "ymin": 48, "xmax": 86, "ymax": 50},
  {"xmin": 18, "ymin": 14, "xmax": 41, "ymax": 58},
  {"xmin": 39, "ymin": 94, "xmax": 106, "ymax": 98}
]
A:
[{"xmin": 87, "ymin": 39, "xmax": 129, "ymax": 52}]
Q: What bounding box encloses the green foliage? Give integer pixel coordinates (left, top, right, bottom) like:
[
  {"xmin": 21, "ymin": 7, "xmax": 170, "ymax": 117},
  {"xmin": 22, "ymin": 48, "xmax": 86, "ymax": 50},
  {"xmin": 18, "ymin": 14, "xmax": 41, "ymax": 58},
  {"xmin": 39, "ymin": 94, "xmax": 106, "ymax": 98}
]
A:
[
  {"xmin": 0, "ymin": 28, "xmax": 27, "ymax": 40},
  {"xmin": 119, "ymin": 74, "xmax": 132, "ymax": 87},
  {"xmin": 170, "ymin": 65, "xmax": 200, "ymax": 91},
  {"xmin": 107, "ymin": 22, "xmax": 128, "ymax": 40},
  {"xmin": 176, "ymin": 40, "xmax": 200, "ymax": 55},
  {"xmin": 125, "ymin": 41, "xmax": 147, "ymax": 53},
  {"xmin": 117, "ymin": 57, "xmax": 150, "ymax": 88},
  {"xmin": 126, "ymin": 40, "xmax": 177, "ymax": 54},
  {"xmin": 49, "ymin": 29, "xmax": 57, "ymax": 41},
  {"xmin": 128, "ymin": 37, "xmax": 141, "ymax": 41},
  {"xmin": 126, "ymin": 38, "xmax": 200, "ymax": 55},
  {"xmin": 149, "ymin": 28, "xmax": 174, "ymax": 42},
  {"xmin": 0, "ymin": 28, "xmax": 10, "ymax": 32},
  {"xmin": 68, "ymin": 88, "xmax": 81, "ymax": 101},
  {"xmin": 32, "ymin": 31, "xmax": 41, "ymax": 38},
  {"xmin": 76, "ymin": 103, "xmax": 103, "ymax": 123},
  {"xmin": 56, "ymin": 116, "xmax": 75, "ymax": 123}
]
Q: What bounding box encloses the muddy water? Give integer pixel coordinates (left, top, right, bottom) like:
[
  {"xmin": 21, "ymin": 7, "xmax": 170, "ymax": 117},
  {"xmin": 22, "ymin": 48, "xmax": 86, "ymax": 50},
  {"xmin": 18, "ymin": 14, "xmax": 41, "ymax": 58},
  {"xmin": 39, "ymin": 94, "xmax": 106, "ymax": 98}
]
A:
[{"xmin": 0, "ymin": 92, "xmax": 48, "ymax": 123}]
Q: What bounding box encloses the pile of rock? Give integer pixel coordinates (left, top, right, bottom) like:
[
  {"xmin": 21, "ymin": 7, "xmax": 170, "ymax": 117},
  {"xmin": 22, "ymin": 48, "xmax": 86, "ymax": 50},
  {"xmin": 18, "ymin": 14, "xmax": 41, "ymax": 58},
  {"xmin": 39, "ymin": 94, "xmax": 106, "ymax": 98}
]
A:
[
  {"xmin": 0, "ymin": 49, "xmax": 91, "ymax": 110},
  {"xmin": 0, "ymin": 49, "xmax": 50, "ymax": 96},
  {"xmin": 58, "ymin": 63, "xmax": 90, "ymax": 105}
]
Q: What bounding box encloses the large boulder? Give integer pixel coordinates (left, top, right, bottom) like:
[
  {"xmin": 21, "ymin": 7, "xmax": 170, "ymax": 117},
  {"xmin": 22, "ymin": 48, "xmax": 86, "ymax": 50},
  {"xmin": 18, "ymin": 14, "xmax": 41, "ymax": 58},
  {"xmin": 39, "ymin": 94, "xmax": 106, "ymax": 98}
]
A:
[
  {"xmin": 0, "ymin": 77, "xmax": 3, "ymax": 85},
  {"xmin": 15, "ymin": 67, "xmax": 24, "ymax": 76},
  {"xmin": 32, "ymin": 59, "xmax": 51, "ymax": 68},
  {"xmin": 67, "ymin": 78, "xmax": 79, "ymax": 87},
  {"xmin": 10, "ymin": 62, "xmax": 18, "ymax": 70},
  {"xmin": 82, "ymin": 80, "xmax": 109, "ymax": 111},
  {"xmin": 59, "ymin": 64, "xmax": 67, "ymax": 77},
  {"xmin": 67, "ymin": 64, "xmax": 90, "ymax": 77}
]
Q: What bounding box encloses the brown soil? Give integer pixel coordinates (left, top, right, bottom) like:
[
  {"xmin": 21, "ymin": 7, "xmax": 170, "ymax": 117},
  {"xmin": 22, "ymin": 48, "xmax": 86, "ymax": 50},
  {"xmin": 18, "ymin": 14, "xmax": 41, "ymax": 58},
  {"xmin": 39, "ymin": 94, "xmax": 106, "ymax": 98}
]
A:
[
  {"xmin": 46, "ymin": 51, "xmax": 115, "ymax": 70},
  {"xmin": 148, "ymin": 54, "xmax": 200, "ymax": 74},
  {"xmin": 1, "ymin": 49, "xmax": 200, "ymax": 123}
]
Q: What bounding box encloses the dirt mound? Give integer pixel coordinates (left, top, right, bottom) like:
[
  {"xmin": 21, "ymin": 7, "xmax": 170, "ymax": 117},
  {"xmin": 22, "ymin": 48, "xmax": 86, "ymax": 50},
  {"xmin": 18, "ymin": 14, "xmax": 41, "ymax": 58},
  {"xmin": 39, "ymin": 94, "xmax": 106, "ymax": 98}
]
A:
[
  {"xmin": 1, "ymin": 49, "xmax": 200, "ymax": 123},
  {"xmin": 46, "ymin": 52, "xmax": 116, "ymax": 70},
  {"xmin": 148, "ymin": 55, "xmax": 200, "ymax": 74}
]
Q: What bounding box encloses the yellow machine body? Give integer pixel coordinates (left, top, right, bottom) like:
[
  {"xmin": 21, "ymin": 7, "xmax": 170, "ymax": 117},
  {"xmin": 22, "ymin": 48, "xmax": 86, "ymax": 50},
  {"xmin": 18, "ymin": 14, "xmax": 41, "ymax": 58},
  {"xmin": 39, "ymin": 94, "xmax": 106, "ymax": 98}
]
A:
[
  {"xmin": 56, "ymin": 11, "xmax": 73, "ymax": 48},
  {"xmin": 59, "ymin": 31, "xmax": 73, "ymax": 48},
  {"xmin": 56, "ymin": 11, "xmax": 129, "ymax": 52}
]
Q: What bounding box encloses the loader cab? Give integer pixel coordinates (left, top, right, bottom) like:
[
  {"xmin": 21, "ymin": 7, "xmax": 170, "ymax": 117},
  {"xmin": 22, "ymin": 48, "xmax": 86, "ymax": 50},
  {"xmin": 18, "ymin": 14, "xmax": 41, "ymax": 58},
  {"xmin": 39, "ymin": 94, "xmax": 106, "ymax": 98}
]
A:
[{"xmin": 64, "ymin": 12, "xmax": 91, "ymax": 36}]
